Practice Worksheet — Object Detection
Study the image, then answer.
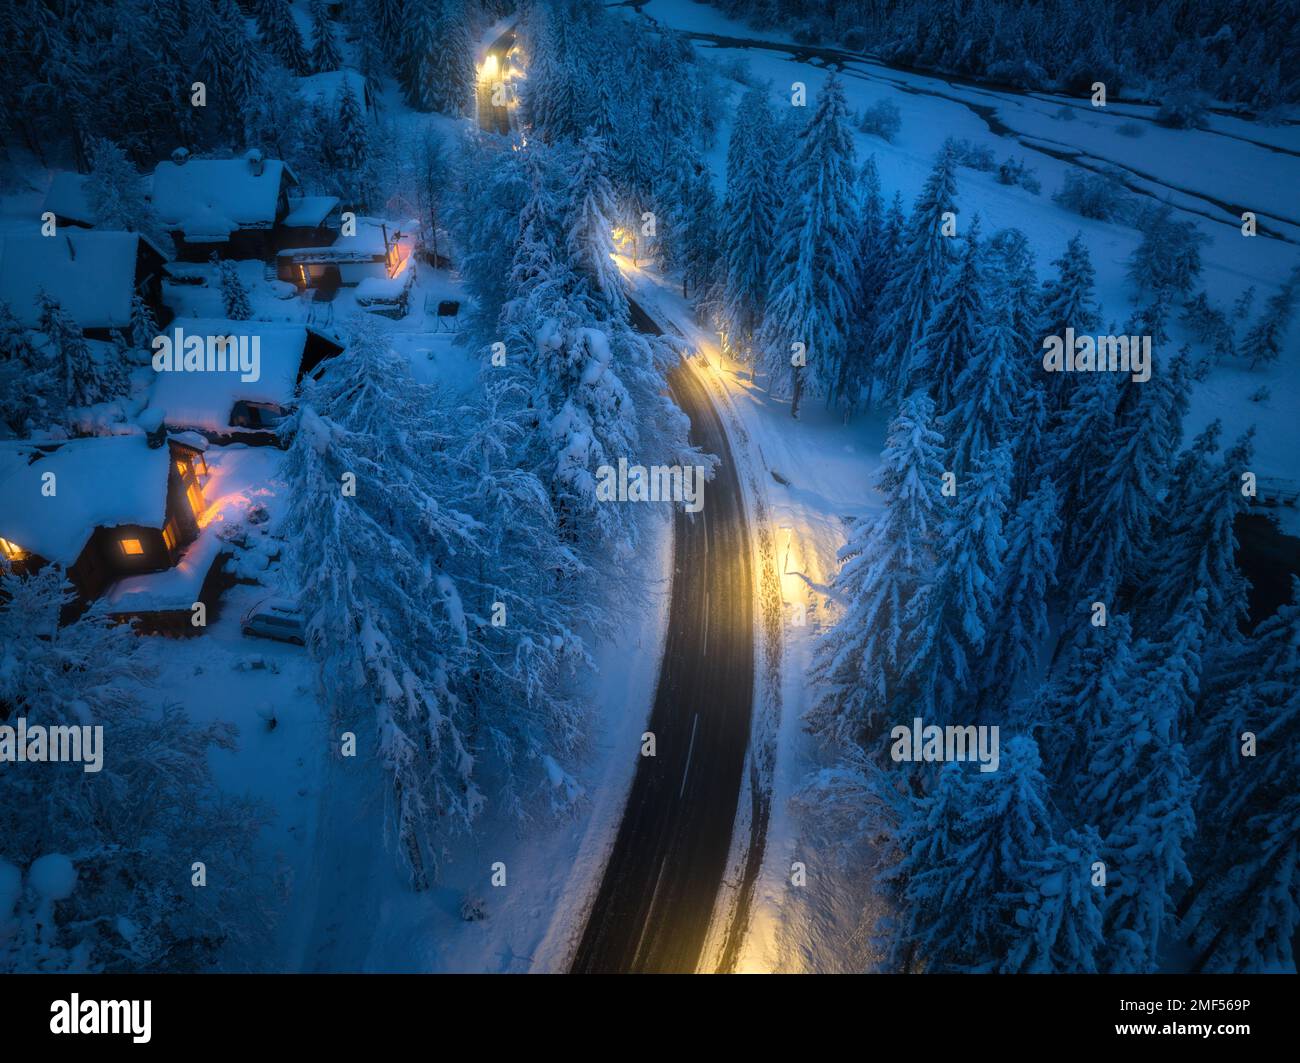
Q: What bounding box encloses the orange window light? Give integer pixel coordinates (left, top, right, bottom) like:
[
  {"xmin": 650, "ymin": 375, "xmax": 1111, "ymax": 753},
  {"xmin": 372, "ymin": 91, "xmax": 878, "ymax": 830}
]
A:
[{"xmin": 121, "ymin": 538, "xmax": 144, "ymax": 556}]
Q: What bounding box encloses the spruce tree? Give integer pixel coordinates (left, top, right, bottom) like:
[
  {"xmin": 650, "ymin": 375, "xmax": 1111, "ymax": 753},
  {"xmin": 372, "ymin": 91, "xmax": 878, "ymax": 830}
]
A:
[
  {"xmin": 809, "ymin": 391, "xmax": 945, "ymax": 742},
  {"xmin": 756, "ymin": 75, "xmax": 858, "ymax": 417},
  {"xmin": 335, "ymin": 79, "xmax": 370, "ymax": 209},
  {"xmin": 719, "ymin": 85, "xmax": 779, "ymax": 367},
  {"xmin": 309, "ymin": 0, "xmax": 342, "ymax": 73},
  {"xmin": 1186, "ymin": 580, "xmax": 1300, "ymax": 972},
  {"xmin": 941, "ymin": 285, "xmax": 1022, "ymax": 477},
  {"xmin": 1144, "ymin": 424, "xmax": 1253, "ymax": 641},
  {"xmin": 871, "ymin": 143, "xmax": 959, "ymax": 404},
  {"xmin": 217, "ymin": 259, "xmax": 253, "ymax": 320},
  {"xmin": 904, "ymin": 443, "xmax": 1011, "ymax": 723},
  {"xmin": 563, "ymin": 132, "xmax": 626, "ymax": 322},
  {"xmin": 260, "ymin": 0, "xmax": 310, "ymax": 75},
  {"xmin": 1240, "ymin": 264, "xmax": 1299, "ymax": 369},
  {"xmin": 1036, "ymin": 233, "xmax": 1100, "ymax": 414},
  {"xmin": 917, "ymin": 213, "xmax": 983, "ymax": 415},
  {"xmin": 895, "ymin": 738, "xmax": 1059, "ymax": 972},
  {"xmin": 981, "ymin": 479, "xmax": 1060, "ymax": 710}
]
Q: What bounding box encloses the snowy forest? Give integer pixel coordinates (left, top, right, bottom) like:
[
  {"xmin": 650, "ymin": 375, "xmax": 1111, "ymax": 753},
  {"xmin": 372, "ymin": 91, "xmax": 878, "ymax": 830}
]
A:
[{"xmin": 0, "ymin": 0, "xmax": 1297, "ymax": 979}]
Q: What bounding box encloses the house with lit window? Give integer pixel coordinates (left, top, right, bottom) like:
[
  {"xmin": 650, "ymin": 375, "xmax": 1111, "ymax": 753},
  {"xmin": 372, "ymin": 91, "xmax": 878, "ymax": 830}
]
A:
[
  {"xmin": 0, "ymin": 434, "xmax": 216, "ymax": 607},
  {"xmin": 275, "ymin": 216, "xmax": 412, "ymax": 296}
]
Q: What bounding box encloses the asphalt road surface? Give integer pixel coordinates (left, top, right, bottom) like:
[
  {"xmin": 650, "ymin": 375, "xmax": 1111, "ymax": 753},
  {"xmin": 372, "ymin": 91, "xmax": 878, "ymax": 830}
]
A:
[{"xmin": 571, "ymin": 299, "xmax": 756, "ymax": 974}]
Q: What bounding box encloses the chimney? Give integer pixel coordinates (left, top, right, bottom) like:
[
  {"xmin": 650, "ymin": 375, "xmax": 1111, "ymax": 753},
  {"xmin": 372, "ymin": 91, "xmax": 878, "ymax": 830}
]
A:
[
  {"xmin": 246, "ymin": 148, "xmax": 265, "ymax": 177},
  {"xmin": 171, "ymin": 147, "xmax": 190, "ymax": 166}
]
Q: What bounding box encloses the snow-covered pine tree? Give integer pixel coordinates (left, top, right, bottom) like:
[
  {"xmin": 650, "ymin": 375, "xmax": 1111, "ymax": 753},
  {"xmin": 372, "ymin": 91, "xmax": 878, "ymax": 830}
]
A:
[
  {"xmin": 83, "ymin": 138, "xmax": 166, "ymax": 249},
  {"xmin": 335, "ymin": 79, "xmax": 371, "ymax": 209},
  {"xmin": 894, "ymin": 738, "xmax": 1060, "ymax": 972},
  {"xmin": 809, "ymin": 391, "xmax": 945, "ymax": 743},
  {"xmin": 1046, "ymin": 370, "xmax": 1117, "ymax": 568},
  {"xmin": 217, "ymin": 259, "xmax": 253, "ymax": 320},
  {"xmin": 563, "ymin": 132, "xmax": 627, "ymax": 322},
  {"xmin": 308, "ymin": 0, "xmax": 342, "ymax": 73},
  {"xmin": 280, "ymin": 322, "xmax": 483, "ymax": 887},
  {"xmin": 194, "ymin": 0, "xmax": 265, "ymax": 140},
  {"xmin": 980, "ymin": 479, "xmax": 1061, "ymax": 711},
  {"xmin": 401, "ymin": 0, "xmax": 473, "ymax": 114},
  {"xmin": 847, "ymin": 154, "xmax": 888, "ymax": 394},
  {"xmin": 1069, "ymin": 354, "xmax": 1185, "ymax": 602},
  {"xmin": 677, "ymin": 162, "xmax": 721, "ymax": 301},
  {"xmin": 904, "ymin": 443, "xmax": 1011, "ymax": 723},
  {"xmin": 1143, "ymin": 424, "xmax": 1253, "ymax": 642},
  {"xmin": 1127, "ymin": 205, "xmax": 1204, "ymax": 299},
  {"xmin": 519, "ymin": 3, "xmax": 592, "ymax": 143},
  {"xmin": 450, "ymin": 378, "xmax": 597, "ymax": 815},
  {"xmin": 941, "ymin": 283, "xmax": 1023, "ymax": 476},
  {"xmin": 1004, "ymin": 826, "xmax": 1106, "ymax": 974},
  {"xmin": 756, "ymin": 75, "xmax": 858, "ymax": 417},
  {"xmin": 719, "ymin": 84, "xmax": 779, "ymax": 368},
  {"xmin": 0, "ymin": 302, "xmax": 58, "ymax": 437},
  {"xmin": 258, "ymin": 0, "xmax": 310, "ymax": 75},
  {"xmin": 36, "ymin": 292, "xmax": 123, "ymax": 411},
  {"xmin": 1029, "ymin": 608, "xmax": 1138, "ymax": 798},
  {"xmin": 448, "ymin": 133, "xmax": 528, "ymax": 333},
  {"xmin": 884, "ymin": 760, "xmax": 972, "ymax": 971},
  {"xmin": 1077, "ymin": 601, "xmax": 1201, "ymax": 973},
  {"xmin": 871, "ymin": 142, "xmax": 959, "ymax": 404},
  {"xmin": 371, "ymin": 0, "xmax": 405, "ymax": 57},
  {"xmin": 917, "ymin": 212, "xmax": 983, "ymax": 415},
  {"xmin": 128, "ymin": 293, "xmax": 158, "ymax": 352},
  {"xmin": 1185, "ymin": 579, "xmax": 1300, "ymax": 972},
  {"xmin": 1239, "ymin": 264, "xmax": 1300, "ymax": 369},
  {"xmin": 428, "ymin": 0, "xmax": 476, "ymax": 116},
  {"xmin": 1036, "ymin": 233, "xmax": 1100, "ymax": 415}
]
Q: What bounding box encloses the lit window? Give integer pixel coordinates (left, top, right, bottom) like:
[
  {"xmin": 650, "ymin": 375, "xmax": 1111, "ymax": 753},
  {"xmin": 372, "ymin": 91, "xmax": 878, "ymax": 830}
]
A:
[
  {"xmin": 0, "ymin": 537, "xmax": 22, "ymax": 559},
  {"xmin": 187, "ymin": 483, "xmax": 205, "ymax": 518},
  {"xmin": 121, "ymin": 538, "xmax": 144, "ymax": 556},
  {"xmin": 176, "ymin": 460, "xmax": 188, "ymax": 475},
  {"xmin": 163, "ymin": 524, "xmax": 176, "ymax": 550}
]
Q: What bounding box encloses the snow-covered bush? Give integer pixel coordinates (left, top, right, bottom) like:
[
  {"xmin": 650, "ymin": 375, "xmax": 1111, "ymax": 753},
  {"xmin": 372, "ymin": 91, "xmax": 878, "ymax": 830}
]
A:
[
  {"xmin": 1052, "ymin": 168, "xmax": 1131, "ymax": 221},
  {"xmin": 1157, "ymin": 88, "xmax": 1211, "ymax": 129},
  {"xmin": 859, "ymin": 98, "xmax": 902, "ymax": 142}
]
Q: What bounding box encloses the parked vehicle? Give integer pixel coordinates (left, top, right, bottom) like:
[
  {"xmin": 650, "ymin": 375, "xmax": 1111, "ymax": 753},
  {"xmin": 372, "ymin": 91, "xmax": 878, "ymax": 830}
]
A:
[{"xmin": 240, "ymin": 597, "xmax": 306, "ymax": 646}]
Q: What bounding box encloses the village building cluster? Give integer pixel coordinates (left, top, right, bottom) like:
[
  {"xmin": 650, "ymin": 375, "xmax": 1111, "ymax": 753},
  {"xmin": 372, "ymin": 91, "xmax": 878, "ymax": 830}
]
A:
[{"xmin": 0, "ymin": 68, "xmax": 416, "ymax": 632}]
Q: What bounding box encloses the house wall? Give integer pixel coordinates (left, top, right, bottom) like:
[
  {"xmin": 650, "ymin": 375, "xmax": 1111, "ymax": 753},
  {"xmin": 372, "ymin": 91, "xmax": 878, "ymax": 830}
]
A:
[
  {"xmin": 172, "ymin": 229, "xmax": 276, "ymax": 263},
  {"xmin": 72, "ymin": 525, "xmax": 169, "ymax": 599},
  {"xmin": 276, "ymin": 225, "xmax": 339, "ymax": 252}
]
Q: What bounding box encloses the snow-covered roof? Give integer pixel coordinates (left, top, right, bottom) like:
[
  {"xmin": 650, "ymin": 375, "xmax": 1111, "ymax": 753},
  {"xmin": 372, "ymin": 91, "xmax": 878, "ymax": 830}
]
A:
[
  {"xmin": 284, "ymin": 195, "xmax": 340, "ymax": 228},
  {"xmin": 103, "ymin": 525, "xmax": 227, "ymax": 614},
  {"xmin": 280, "ymin": 216, "xmax": 409, "ymax": 261},
  {"xmin": 296, "ymin": 69, "xmax": 368, "ymax": 108},
  {"xmin": 42, "ymin": 172, "xmax": 94, "ymax": 225},
  {"xmin": 151, "ymin": 156, "xmax": 296, "ymax": 235},
  {"xmin": 0, "ymin": 231, "xmax": 163, "ymax": 329},
  {"xmin": 143, "ymin": 318, "xmax": 314, "ymax": 433},
  {"xmin": 0, "ymin": 435, "xmax": 170, "ymax": 565}
]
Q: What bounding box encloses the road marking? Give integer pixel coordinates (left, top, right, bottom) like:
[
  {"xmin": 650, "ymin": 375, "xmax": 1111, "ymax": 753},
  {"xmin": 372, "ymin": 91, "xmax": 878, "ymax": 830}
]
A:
[
  {"xmin": 702, "ymin": 590, "xmax": 710, "ymax": 655},
  {"xmin": 679, "ymin": 713, "xmax": 700, "ymax": 799}
]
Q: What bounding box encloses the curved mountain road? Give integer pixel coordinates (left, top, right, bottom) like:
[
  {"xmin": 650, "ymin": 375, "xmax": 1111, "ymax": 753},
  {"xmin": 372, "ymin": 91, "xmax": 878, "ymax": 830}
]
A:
[{"xmin": 571, "ymin": 300, "xmax": 756, "ymax": 974}]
